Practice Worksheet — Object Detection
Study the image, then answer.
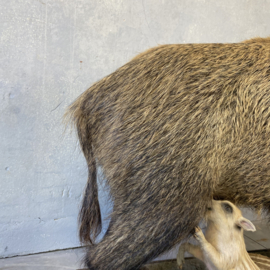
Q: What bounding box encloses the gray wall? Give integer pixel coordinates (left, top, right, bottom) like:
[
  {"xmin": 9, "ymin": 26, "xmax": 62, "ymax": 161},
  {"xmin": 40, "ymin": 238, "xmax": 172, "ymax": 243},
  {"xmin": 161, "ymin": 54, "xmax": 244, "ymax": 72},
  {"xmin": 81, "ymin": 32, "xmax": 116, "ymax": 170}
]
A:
[{"xmin": 1, "ymin": 0, "xmax": 270, "ymax": 258}]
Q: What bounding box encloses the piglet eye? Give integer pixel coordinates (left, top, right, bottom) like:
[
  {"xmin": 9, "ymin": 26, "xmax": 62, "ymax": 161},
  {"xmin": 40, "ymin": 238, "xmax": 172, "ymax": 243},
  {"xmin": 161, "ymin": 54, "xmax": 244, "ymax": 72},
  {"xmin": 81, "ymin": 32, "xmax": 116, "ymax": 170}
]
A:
[{"xmin": 222, "ymin": 203, "xmax": 233, "ymax": 213}]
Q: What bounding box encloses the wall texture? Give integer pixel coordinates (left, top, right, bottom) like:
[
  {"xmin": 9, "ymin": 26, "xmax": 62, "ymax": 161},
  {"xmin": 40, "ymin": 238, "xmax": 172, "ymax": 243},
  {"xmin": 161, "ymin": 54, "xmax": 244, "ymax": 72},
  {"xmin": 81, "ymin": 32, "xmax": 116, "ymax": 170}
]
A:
[{"xmin": 1, "ymin": 0, "xmax": 270, "ymax": 258}]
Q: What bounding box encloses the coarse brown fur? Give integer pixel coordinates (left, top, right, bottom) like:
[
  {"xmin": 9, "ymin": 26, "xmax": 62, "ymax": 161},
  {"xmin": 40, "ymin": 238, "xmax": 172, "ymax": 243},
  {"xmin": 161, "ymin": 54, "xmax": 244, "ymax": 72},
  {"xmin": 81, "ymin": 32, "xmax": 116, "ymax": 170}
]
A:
[{"xmin": 65, "ymin": 37, "xmax": 270, "ymax": 270}]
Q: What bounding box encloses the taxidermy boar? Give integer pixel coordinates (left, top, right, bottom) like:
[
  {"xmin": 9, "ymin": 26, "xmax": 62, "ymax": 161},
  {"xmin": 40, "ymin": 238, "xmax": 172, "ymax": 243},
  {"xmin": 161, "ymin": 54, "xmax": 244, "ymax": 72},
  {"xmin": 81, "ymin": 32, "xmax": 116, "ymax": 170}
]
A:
[{"xmin": 66, "ymin": 37, "xmax": 270, "ymax": 270}]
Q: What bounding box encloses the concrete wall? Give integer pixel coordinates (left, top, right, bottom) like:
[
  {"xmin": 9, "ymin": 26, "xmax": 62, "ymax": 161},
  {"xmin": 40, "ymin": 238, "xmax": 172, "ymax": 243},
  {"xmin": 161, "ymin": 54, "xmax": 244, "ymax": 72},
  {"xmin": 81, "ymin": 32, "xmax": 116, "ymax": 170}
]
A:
[{"xmin": 1, "ymin": 0, "xmax": 270, "ymax": 258}]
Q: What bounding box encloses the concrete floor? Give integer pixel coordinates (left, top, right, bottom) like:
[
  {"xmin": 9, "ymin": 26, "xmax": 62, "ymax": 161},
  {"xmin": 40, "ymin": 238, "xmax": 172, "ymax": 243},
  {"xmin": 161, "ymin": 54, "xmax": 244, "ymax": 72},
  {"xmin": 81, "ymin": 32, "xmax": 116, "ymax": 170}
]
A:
[
  {"xmin": 0, "ymin": 248, "xmax": 85, "ymax": 270},
  {"xmin": 1, "ymin": 209, "xmax": 269, "ymax": 270}
]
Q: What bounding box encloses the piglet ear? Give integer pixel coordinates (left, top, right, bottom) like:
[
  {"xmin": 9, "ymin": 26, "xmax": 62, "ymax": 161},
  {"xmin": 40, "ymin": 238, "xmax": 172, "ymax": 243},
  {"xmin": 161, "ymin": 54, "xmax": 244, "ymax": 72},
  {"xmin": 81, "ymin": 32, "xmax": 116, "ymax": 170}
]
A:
[{"xmin": 236, "ymin": 217, "xmax": 256, "ymax": 232}]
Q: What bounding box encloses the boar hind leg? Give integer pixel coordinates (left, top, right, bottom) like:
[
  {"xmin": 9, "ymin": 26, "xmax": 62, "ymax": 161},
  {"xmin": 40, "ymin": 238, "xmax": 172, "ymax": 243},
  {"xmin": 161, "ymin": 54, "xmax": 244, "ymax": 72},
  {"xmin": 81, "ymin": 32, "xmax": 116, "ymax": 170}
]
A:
[{"xmin": 84, "ymin": 193, "xmax": 208, "ymax": 270}]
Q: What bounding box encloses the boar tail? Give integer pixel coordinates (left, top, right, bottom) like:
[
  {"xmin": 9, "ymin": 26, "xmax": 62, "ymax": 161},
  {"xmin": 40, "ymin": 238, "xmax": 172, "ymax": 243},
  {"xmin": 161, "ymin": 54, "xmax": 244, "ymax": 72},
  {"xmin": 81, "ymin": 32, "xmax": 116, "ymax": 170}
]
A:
[{"xmin": 64, "ymin": 97, "xmax": 101, "ymax": 244}]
